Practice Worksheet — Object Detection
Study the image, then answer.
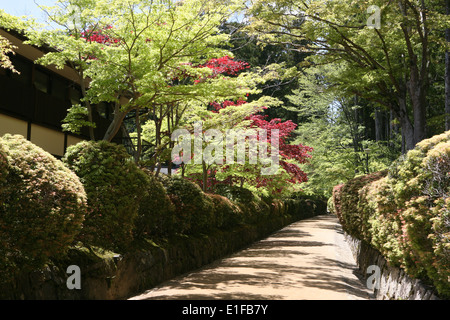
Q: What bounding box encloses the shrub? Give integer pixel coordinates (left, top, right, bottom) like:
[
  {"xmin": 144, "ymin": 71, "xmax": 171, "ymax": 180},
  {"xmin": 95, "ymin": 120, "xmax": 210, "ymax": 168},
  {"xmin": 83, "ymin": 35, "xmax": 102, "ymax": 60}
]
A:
[
  {"xmin": 270, "ymin": 199, "xmax": 286, "ymax": 217},
  {"xmin": 215, "ymin": 184, "xmax": 270, "ymax": 224},
  {"xmin": 62, "ymin": 140, "xmax": 148, "ymax": 251},
  {"xmin": 333, "ymin": 170, "xmax": 388, "ymax": 239},
  {"xmin": 163, "ymin": 176, "xmax": 215, "ymax": 234},
  {"xmin": 289, "ymin": 192, "xmax": 328, "ymax": 218},
  {"xmin": 0, "ymin": 134, "xmax": 87, "ymax": 278},
  {"xmin": 207, "ymin": 194, "xmax": 244, "ymax": 229},
  {"xmin": 332, "ymin": 131, "xmax": 450, "ymax": 298},
  {"xmin": 398, "ymin": 139, "xmax": 450, "ymax": 296},
  {"xmin": 378, "ymin": 132, "xmax": 450, "ymax": 296},
  {"xmin": 134, "ymin": 169, "xmax": 175, "ymax": 238},
  {"xmin": 332, "ymin": 184, "xmax": 344, "ymax": 221},
  {"xmin": 215, "ymin": 185, "xmax": 255, "ymax": 204},
  {"xmin": 0, "ymin": 144, "xmax": 7, "ymax": 188},
  {"xmin": 284, "ymin": 198, "xmax": 301, "ymax": 217}
]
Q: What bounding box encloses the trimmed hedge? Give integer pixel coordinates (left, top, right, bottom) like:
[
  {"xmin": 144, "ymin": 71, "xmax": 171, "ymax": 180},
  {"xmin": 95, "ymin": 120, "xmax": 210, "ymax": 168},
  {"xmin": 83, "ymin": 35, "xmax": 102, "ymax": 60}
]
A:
[
  {"xmin": 62, "ymin": 141, "xmax": 149, "ymax": 251},
  {"xmin": 332, "ymin": 170, "xmax": 388, "ymax": 241},
  {"xmin": 215, "ymin": 184, "xmax": 270, "ymax": 224},
  {"xmin": 0, "ymin": 143, "xmax": 7, "ymax": 188},
  {"xmin": 332, "ymin": 131, "xmax": 450, "ymax": 299},
  {"xmin": 134, "ymin": 168, "xmax": 175, "ymax": 238},
  {"xmin": 162, "ymin": 176, "xmax": 215, "ymax": 235},
  {"xmin": 289, "ymin": 192, "xmax": 328, "ymax": 219},
  {"xmin": 207, "ymin": 194, "xmax": 244, "ymax": 229},
  {"xmin": 0, "ymin": 134, "xmax": 87, "ymax": 279}
]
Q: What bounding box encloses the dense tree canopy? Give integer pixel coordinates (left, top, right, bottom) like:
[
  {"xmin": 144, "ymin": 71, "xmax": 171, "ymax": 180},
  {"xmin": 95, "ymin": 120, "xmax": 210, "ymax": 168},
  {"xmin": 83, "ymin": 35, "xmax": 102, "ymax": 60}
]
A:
[
  {"xmin": 246, "ymin": 0, "xmax": 449, "ymax": 152},
  {"xmin": 2, "ymin": 0, "xmax": 448, "ymax": 199}
]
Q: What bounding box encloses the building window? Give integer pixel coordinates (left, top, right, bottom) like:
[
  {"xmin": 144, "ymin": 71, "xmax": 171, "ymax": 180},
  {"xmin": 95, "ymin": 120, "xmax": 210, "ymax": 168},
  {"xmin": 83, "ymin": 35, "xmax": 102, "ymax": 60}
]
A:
[
  {"xmin": 10, "ymin": 55, "xmax": 32, "ymax": 86},
  {"xmin": 51, "ymin": 76, "xmax": 68, "ymax": 101},
  {"xmin": 34, "ymin": 69, "xmax": 50, "ymax": 93}
]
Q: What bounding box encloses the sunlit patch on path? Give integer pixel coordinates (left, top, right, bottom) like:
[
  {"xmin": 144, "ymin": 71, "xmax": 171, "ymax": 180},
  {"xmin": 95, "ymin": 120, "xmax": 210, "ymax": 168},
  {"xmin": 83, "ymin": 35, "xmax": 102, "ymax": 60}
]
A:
[{"xmin": 129, "ymin": 215, "xmax": 372, "ymax": 300}]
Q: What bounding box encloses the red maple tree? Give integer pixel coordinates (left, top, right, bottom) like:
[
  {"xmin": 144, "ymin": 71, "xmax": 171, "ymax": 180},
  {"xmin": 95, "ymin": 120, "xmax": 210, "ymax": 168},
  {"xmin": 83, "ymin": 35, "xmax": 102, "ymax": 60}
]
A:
[
  {"xmin": 183, "ymin": 56, "xmax": 313, "ymax": 192},
  {"xmin": 247, "ymin": 114, "xmax": 313, "ymax": 184}
]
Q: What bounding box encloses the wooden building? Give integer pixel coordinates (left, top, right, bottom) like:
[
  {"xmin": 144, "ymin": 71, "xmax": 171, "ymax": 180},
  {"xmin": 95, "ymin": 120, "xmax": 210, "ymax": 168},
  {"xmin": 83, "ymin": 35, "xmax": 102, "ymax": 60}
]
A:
[{"xmin": 0, "ymin": 28, "xmax": 121, "ymax": 158}]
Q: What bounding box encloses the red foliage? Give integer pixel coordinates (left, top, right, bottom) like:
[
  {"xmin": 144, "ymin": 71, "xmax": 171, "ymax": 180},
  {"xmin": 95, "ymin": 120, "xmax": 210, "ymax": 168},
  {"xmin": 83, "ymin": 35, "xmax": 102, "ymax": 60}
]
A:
[
  {"xmin": 80, "ymin": 26, "xmax": 119, "ymax": 45},
  {"xmin": 246, "ymin": 114, "xmax": 313, "ymax": 184},
  {"xmin": 193, "ymin": 56, "xmax": 250, "ymax": 84},
  {"xmin": 183, "ymin": 56, "xmax": 313, "ymax": 192},
  {"xmin": 203, "ymin": 56, "xmax": 250, "ymax": 76},
  {"xmin": 210, "ymin": 99, "xmax": 247, "ymax": 113}
]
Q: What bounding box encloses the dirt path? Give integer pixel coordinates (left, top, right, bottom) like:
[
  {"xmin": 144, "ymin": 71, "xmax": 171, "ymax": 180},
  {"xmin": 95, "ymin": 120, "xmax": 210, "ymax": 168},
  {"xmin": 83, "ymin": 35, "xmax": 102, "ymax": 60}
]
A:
[{"xmin": 129, "ymin": 215, "xmax": 373, "ymax": 300}]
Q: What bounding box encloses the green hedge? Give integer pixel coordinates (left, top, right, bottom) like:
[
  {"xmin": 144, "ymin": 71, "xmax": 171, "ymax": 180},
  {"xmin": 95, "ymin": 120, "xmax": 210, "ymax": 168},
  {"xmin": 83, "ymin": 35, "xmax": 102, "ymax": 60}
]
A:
[
  {"xmin": 207, "ymin": 193, "xmax": 244, "ymax": 229},
  {"xmin": 332, "ymin": 131, "xmax": 450, "ymax": 299},
  {"xmin": 134, "ymin": 168, "xmax": 175, "ymax": 238},
  {"xmin": 63, "ymin": 140, "xmax": 149, "ymax": 251},
  {"xmin": 288, "ymin": 192, "xmax": 328, "ymax": 219},
  {"xmin": 0, "ymin": 135, "xmax": 327, "ymax": 287},
  {"xmin": 162, "ymin": 176, "xmax": 215, "ymax": 235},
  {"xmin": 0, "ymin": 135, "xmax": 87, "ymax": 279},
  {"xmin": 332, "ymin": 170, "xmax": 388, "ymax": 241},
  {"xmin": 215, "ymin": 185, "xmax": 270, "ymax": 224}
]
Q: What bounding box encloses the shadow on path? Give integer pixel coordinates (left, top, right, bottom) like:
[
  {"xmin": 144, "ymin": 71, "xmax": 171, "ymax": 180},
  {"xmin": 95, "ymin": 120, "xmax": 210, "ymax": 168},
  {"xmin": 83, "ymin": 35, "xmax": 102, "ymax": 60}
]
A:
[{"xmin": 129, "ymin": 215, "xmax": 372, "ymax": 300}]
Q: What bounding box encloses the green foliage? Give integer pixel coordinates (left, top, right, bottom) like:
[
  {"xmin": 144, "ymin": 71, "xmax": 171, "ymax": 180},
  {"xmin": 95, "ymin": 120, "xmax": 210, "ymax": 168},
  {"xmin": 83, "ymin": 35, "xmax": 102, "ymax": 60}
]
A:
[
  {"xmin": 388, "ymin": 132, "xmax": 450, "ymax": 296},
  {"xmin": 333, "ymin": 170, "xmax": 388, "ymax": 241},
  {"xmin": 0, "ymin": 135, "xmax": 87, "ymax": 280},
  {"xmin": 214, "ymin": 184, "xmax": 256, "ymax": 204},
  {"xmin": 207, "ymin": 194, "xmax": 244, "ymax": 229},
  {"xmin": 0, "ymin": 144, "xmax": 7, "ymax": 190},
  {"xmin": 333, "ymin": 131, "xmax": 450, "ymax": 298},
  {"xmin": 365, "ymin": 176, "xmax": 404, "ymax": 265},
  {"xmin": 215, "ymin": 184, "xmax": 270, "ymax": 224},
  {"xmin": 62, "ymin": 140, "xmax": 148, "ymax": 251},
  {"xmin": 288, "ymin": 65, "xmax": 400, "ymax": 198},
  {"xmin": 30, "ymin": 0, "xmax": 249, "ymax": 142},
  {"xmin": 0, "ymin": 9, "xmax": 34, "ymax": 73},
  {"xmin": 284, "ymin": 192, "xmax": 327, "ymax": 217},
  {"xmin": 162, "ymin": 176, "xmax": 215, "ymax": 235},
  {"xmin": 61, "ymin": 104, "xmax": 96, "ymax": 135},
  {"xmin": 134, "ymin": 168, "xmax": 175, "ymax": 238},
  {"xmin": 247, "ymin": 0, "xmax": 449, "ymax": 153}
]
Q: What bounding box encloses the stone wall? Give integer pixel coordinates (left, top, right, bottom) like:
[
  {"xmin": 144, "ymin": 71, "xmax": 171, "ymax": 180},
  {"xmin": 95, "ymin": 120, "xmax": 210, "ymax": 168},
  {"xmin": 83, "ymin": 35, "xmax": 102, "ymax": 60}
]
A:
[
  {"xmin": 344, "ymin": 233, "xmax": 441, "ymax": 300},
  {"xmin": 0, "ymin": 203, "xmax": 325, "ymax": 300}
]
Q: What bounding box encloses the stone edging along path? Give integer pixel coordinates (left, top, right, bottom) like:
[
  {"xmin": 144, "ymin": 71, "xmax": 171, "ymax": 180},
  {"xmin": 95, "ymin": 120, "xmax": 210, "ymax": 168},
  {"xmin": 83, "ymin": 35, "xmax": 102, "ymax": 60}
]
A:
[
  {"xmin": 129, "ymin": 214, "xmax": 373, "ymax": 300},
  {"xmin": 344, "ymin": 233, "xmax": 441, "ymax": 300},
  {"xmin": 129, "ymin": 215, "xmax": 444, "ymax": 301}
]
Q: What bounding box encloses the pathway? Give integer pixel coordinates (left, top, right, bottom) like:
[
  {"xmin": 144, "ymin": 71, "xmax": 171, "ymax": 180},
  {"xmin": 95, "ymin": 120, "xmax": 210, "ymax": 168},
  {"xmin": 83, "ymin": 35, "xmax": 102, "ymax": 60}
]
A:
[{"xmin": 129, "ymin": 214, "xmax": 373, "ymax": 300}]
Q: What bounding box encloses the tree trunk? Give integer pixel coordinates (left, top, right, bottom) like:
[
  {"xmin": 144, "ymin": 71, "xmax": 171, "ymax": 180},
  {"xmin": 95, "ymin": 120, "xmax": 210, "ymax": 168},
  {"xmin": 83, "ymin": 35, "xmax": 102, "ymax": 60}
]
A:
[
  {"xmin": 446, "ymin": 49, "xmax": 450, "ymax": 131},
  {"xmin": 446, "ymin": 0, "xmax": 450, "ymax": 130},
  {"xmin": 155, "ymin": 162, "xmax": 162, "ymax": 178},
  {"xmin": 181, "ymin": 163, "xmax": 185, "ymax": 178},
  {"xmin": 134, "ymin": 109, "xmax": 142, "ymax": 163},
  {"xmin": 103, "ymin": 102, "xmax": 127, "ymax": 142},
  {"xmin": 375, "ymin": 107, "xmax": 383, "ymax": 141},
  {"xmin": 398, "ymin": 0, "xmax": 429, "ymax": 148},
  {"xmin": 397, "ymin": 97, "xmax": 416, "ymax": 152},
  {"xmin": 79, "ymin": 70, "xmax": 95, "ymax": 141},
  {"xmin": 408, "ymin": 67, "xmax": 427, "ymax": 144},
  {"xmin": 202, "ymin": 160, "xmax": 208, "ymax": 193}
]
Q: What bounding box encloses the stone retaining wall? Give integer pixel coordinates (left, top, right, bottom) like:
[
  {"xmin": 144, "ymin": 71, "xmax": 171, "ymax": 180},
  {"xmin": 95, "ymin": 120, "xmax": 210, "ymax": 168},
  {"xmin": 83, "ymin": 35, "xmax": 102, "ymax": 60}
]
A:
[{"xmin": 344, "ymin": 233, "xmax": 441, "ymax": 300}]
